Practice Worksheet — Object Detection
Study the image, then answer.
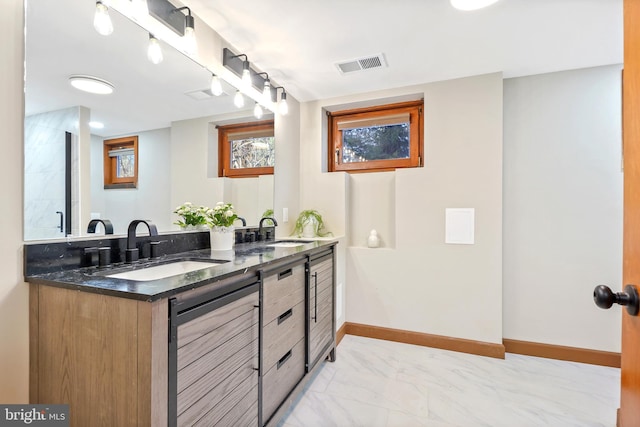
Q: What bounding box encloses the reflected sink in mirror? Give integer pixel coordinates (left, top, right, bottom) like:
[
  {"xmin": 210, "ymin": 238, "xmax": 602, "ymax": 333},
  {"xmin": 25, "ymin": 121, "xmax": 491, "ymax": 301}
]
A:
[
  {"xmin": 267, "ymin": 240, "xmax": 314, "ymax": 248},
  {"xmin": 106, "ymin": 260, "xmax": 226, "ymax": 281}
]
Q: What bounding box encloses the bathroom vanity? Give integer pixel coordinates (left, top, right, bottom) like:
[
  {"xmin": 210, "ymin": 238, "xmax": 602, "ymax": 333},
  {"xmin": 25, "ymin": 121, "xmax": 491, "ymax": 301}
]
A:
[{"xmin": 25, "ymin": 231, "xmax": 336, "ymax": 427}]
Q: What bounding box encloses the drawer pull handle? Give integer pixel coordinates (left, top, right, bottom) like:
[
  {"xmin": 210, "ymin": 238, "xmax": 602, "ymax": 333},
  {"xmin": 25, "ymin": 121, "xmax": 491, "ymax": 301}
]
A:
[
  {"xmin": 278, "ymin": 308, "xmax": 293, "ymax": 324},
  {"xmin": 276, "ymin": 350, "xmax": 291, "ymax": 369},
  {"xmin": 313, "ymin": 272, "xmax": 318, "ymax": 322},
  {"xmin": 277, "ymin": 350, "xmax": 293, "ymax": 369},
  {"xmin": 278, "ymin": 269, "xmax": 293, "ymax": 280}
]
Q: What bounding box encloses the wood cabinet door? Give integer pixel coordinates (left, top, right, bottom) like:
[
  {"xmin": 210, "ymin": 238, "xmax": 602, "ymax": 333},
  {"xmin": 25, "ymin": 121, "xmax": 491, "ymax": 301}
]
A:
[
  {"xmin": 170, "ymin": 283, "xmax": 259, "ymax": 427},
  {"xmin": 307, "ymin": 254, "xmax": 335, "ymax": 371}
]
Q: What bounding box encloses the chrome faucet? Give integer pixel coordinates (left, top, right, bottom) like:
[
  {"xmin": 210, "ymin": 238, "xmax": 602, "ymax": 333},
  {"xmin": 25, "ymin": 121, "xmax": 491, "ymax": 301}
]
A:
[
  {"xmin": 87, "ymin": 219, "xmax": 114, "ymax": 235},
  {"xmin": 126, "ymin": 220, "xmax": 158, "ymax": 263},
  {"xmin": 258, "ymin": 217, "xmax": 278, "ymax": 240}
]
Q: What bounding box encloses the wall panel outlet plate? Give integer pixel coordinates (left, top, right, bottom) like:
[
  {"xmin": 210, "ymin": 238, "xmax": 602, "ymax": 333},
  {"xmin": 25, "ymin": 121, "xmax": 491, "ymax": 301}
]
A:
[{"xmin": 283, "ymin": 208, "xmax": 289, "ymax": 222}]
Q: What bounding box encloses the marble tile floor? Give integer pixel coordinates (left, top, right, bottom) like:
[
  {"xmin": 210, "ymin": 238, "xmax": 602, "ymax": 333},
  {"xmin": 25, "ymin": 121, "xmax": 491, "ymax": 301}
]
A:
[{"xmin": 279, "ymin": 335, "xmax": 620, "ymax": 427}]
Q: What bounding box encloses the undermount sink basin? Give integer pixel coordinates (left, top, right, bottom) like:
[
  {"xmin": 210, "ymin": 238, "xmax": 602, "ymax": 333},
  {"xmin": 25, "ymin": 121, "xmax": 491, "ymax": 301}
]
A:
[
  {"xmin": 267, "ymin": 240, "xmax": 314, "ymax": 248},
  {"xmin": 106, "ymin": 260, "xmax": 224, "ymax": 281}
]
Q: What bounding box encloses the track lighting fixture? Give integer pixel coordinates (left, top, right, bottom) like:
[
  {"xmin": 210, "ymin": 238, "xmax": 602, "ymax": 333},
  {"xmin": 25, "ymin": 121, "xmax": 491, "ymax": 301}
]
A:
[
  {"xmin": 210, "ymin": 74, "xmax": 223, "ymax": 96},
  {"xmin": 222, "ymin": 48, "xmax": 287, "ymax": 114},
  {"xmin": 93, "ymin": 1, "xmax": 114, "ymax": 36},
  {"xmin": 257, "ymin": 73, "xmax": 272, "ymax": 104},
  {"xmin": 274, "ymin": 87, "xmax": 289, "ymax": 115},
  {"xmin": 279, "ymin": 90, "xmax": 289, "ymax": 116},
  {"xmin": 175, "ymin": 6, "xmax": 197, "ymax": 55},
  {"xmin": 147, "ymin": 34, "xmax": 163, "ymax": 64},
  {"xmin": 241, "ymin": 59, "xmax": 252, "ymax": 87}
]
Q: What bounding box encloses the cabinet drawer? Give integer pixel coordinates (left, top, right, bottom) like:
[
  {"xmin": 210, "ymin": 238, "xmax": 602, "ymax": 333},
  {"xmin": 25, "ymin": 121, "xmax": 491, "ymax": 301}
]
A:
[
  {"xmin": 263, "ymin": 301, "xmax": 305, "ymax": 369},
  {"xmin": 177, "ymin": 303, "xmax": 258, "ymax": 371},
  {"xmin": 262, "ymin": 338, "xmax": 305, "ymax": 423},
  {"xmin": 263, "ymin": 263, "xmax": 305, "ymax": 324},
  {"xmin": 177, "ymin": 291, "xmax": 258, "ymax": 350}
]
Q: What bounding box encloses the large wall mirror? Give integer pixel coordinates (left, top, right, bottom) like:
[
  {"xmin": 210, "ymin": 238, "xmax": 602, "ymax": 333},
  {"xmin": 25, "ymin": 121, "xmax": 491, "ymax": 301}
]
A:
[{"xmin": 24, "ymin": 0, "xmax": 274, "ymax": 240}]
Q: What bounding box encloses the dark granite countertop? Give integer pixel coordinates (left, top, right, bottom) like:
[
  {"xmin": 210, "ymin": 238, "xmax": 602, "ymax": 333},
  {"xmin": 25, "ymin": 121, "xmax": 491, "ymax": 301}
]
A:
[{"xmin": 25, "ymin": 239, "xmax": 337, "ymax": 302}]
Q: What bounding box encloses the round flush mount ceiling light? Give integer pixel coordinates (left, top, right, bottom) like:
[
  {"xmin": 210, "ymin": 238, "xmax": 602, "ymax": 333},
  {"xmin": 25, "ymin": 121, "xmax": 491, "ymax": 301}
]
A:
[
  {"xmin": 68, "ymin": 75, "xmax": 114, "ymax": 95},
  {"xmin": 450, "ymin": 0, "xmax": 500, "ymax": 11},
  {"xmin": 89, "ymin": 121, "xmax": 104, "ymax": 129}
]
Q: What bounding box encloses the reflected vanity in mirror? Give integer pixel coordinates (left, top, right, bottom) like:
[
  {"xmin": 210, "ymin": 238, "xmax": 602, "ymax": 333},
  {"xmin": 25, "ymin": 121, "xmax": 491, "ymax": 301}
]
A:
[{"xmin": 24, "ymin": 0, "xmax": 274, "ymax": 240}]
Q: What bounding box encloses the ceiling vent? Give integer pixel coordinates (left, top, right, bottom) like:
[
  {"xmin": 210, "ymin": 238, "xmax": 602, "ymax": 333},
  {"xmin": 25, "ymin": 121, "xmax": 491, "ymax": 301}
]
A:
[
  {"xmin": 335, "ymin": 53, "xmax": 387, "ymax": 74},
  {"xmin": 185, "ymin": 88, "xmax": 228, "ymax": 100}
]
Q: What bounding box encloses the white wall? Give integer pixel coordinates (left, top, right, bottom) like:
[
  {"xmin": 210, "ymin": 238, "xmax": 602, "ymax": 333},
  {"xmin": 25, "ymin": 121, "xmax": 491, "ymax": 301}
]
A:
[
  {"xmin": 24, "ymin": 108, "xmax": 78, "ymax": 239},
  {"xmin": 300, "ymin": 73, "xmax": 504, "ymax": 343},
  {"xmin": 91, "ymin": 128, "xmax": 172, "ymax": 234},
  {"xmin": 229, "ymin": 174, "xmax": 274, "ymax": 226},
  {"xmin": 0, "ymin": 0, "xmax": 28, "ymax": 402},
  {"xmin": 274, "ymin": 96, "xmax": 302, "ymax": 236},
  {"xmin": 503, "ymin": 65, "xmax": 623, "ymax": 352}
]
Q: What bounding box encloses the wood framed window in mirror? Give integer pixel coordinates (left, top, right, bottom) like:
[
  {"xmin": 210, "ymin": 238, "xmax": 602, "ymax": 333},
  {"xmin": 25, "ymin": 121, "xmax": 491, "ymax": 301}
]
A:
[
  {"xmin": 218, "ymin": 120, "xmax": 275, "ymax": 178},
  {"xmin": 103, "ymin": 136, "xmax": 138, "ymax": 189}
]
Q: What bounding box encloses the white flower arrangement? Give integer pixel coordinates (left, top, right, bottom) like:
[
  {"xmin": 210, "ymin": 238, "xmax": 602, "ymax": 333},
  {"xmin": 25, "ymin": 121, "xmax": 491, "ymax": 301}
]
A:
[{"xmin": 205, "ymin": 202, "xmax": 238, "ymax": 228}]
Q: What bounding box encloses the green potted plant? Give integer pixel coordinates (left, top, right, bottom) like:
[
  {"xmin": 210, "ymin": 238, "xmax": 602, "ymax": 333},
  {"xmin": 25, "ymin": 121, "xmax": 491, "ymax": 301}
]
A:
[
  {"xmin": 261, "ymin": 209, "xmax": 275, "ymax": 226},
  {"xmin": 291, "ymin": 209, "xmax": 332, "ymax": 238}
]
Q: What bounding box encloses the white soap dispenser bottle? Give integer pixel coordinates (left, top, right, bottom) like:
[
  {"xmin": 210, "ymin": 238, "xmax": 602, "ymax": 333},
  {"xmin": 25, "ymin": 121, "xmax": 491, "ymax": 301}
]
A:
[{"xmin": 367, "ymin": 229, "xmax": 380, "ymax": 248}]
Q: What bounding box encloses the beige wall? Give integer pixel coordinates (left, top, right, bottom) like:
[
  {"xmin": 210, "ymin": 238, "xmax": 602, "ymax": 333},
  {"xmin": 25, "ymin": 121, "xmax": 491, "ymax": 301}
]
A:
[
  {"xmin": 0, "ymin": 0, "xmax": 28, "ymax": 402},
  {"xmin": 274, "ymin": 96, "xmax": 302, "ymax": 237},
  {"xmin": 300, "ymin": 73, "xmax": 504, "ymax": 343},
  {"xmin": 503, "ymin": 65, "xmax": 623, "ymax": 352}
]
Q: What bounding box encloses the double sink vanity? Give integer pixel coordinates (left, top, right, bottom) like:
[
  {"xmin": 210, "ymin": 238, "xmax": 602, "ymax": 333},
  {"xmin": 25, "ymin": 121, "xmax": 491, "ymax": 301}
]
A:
[{"xmin": 25, "ymin": 227, "xmax": 337, "ymax": 427}]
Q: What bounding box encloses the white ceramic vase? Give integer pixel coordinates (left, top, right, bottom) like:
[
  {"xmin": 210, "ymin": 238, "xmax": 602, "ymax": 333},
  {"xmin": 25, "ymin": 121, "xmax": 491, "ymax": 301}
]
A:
[
  {"xmin": 209, "ymin": 226, "xmax": 234, "ymax": 250},
  {"xmin": 302, "ymin": 218, "xmax": 318, "ymax": 238},
  {"xmin": 181, "ymin": 224, "xmax": 207, "ymax": 231},
  {"xmin": 367, "ymin": 229, "xmax": 380, "ymax": 248}
]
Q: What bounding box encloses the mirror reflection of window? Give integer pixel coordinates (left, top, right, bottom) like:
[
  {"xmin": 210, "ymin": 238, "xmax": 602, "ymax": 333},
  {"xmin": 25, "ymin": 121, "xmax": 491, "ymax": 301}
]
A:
[
  {"xmin": 219, "ymin": 121, "xmax": 275, "ymax": 178},
  {"xmin": 103, "ymin": 136, "xmax": 138, "ymax": 188},
  {"xmin": 116, "ymin": 153, "xmax": 135, "ymax": 178},
  {"xmin": 230, "ymin": 135, "xmax": 275, "ymax": 169}
]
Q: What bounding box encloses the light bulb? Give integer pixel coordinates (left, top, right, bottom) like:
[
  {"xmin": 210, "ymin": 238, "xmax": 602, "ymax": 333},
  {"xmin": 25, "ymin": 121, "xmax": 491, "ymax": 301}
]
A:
[
  {"xmin": 234, "ymin": 90, "xmax": 245, "ymax": 108},
  {"xmin": 279, "ymin": 92, "xmax": 289, "ymax": 116},
  {"xmin": 210, "ymin": 75, "xmax": 223, "ymax": 96},
  {"xmin": 183, "ymin": 14, "xmax": 197, "ymax": 56},
  {"xmin": 241, "ymin": 62, "xmax": 252, "ymax": 88},
  {"xmin": 262, "ymin": 79, "xmax": 272, "ymax": 104},
  {"xmin": 131, "ymin": 0, "xmax": 149, "ymax": 17},
  {"xmin": 183, "ymin": 27, "xmax": 197, "ymax": 56},
  {"xmin": 93, "ymin": 1, "xmax": 113, "ymax": 36},
  {"xmin": 450, "ymin": 0, "xmax": 499, "ymax": 11},
  {"xmin": 147, "ymin": 35, "xmax": 163, "ymax": 64},
  {"xmin": 253, "ymin": 103, "xmax": 264, "ymax": 119}
]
